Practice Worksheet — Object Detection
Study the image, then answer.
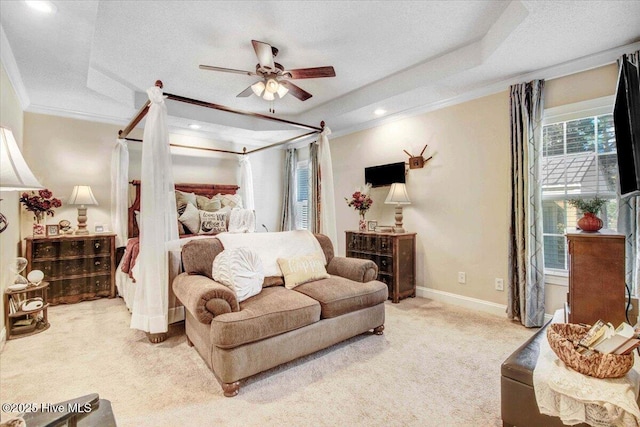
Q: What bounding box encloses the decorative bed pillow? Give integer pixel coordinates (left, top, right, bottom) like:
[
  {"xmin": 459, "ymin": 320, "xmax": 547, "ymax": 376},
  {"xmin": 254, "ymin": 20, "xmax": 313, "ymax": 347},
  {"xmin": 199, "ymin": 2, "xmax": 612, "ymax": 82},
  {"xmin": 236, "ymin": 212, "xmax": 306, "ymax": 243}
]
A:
[
  {"xmin": 212, "ymin": 247, "xmax": 264, "ymax": 302},
  {"xmin": 216, "ymin": 193, "xmax": 243, "ymax": 209},
  {"xmin": 178, "ymin": 202, "xmax": 200, "ymax": 234},
  {"xmin": 196, "ymin": 195, "xmax": 221, "ymax": 212},
  {"xmin": 277, "ymin": 254, "xmax": 330, "ymax": 290},
  {"xmin": 198, "ymin": 210, "xmax": 227, "ymax": 235},
  {"xmin": 176, "ymin": 190, "xmax": 197, "ymax": 215}
]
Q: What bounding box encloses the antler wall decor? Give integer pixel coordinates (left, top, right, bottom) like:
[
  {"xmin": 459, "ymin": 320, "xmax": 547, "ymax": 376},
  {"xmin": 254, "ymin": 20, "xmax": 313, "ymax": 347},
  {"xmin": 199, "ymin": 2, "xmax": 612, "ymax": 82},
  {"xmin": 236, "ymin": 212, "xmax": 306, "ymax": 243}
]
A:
[{"xmin": 403, "ymin": 144, "xmax": 433, "ymax": 169}]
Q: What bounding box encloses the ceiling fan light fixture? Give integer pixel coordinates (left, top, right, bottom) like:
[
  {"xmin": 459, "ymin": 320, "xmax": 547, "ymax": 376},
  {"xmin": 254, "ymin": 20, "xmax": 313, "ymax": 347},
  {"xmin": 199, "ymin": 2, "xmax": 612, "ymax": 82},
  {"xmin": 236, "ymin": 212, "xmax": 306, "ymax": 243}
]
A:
[
  {"xmin": 265, "ymin": 78, "xmax": 279, "ymax": 94},
  {"xmin": 276, "ymin": 84, "xmax": 289, "ymax": 99},
  {"xmin": 251, "ymin": 81, "xmax": 265, "ymax": 97},
  {"xmin": 263, "ymin": 91, "xmax": 275, "ymax": 101}
]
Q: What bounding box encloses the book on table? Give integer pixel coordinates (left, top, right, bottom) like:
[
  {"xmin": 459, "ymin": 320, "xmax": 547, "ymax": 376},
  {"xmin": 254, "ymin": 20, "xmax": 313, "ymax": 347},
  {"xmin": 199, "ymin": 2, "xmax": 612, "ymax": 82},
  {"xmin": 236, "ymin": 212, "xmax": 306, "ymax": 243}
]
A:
[{"xmin": 585, "ymin": 321, "xmax": 640, "ymax": 355}]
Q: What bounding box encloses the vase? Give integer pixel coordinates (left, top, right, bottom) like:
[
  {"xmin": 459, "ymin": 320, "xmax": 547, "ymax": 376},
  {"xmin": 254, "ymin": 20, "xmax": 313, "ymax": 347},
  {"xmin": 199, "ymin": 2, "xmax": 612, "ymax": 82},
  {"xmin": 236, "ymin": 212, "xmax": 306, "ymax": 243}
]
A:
[
  {"xmin": 33, "ymin": 213, "xmax": 46, "ymax": 238},
  {"xmin": 359, "ymin": 213, "xmax": 367, "ymax": 232},
  {"xmin": 577, "ymin": 212, "xmax": 603, "ymax": 232}
]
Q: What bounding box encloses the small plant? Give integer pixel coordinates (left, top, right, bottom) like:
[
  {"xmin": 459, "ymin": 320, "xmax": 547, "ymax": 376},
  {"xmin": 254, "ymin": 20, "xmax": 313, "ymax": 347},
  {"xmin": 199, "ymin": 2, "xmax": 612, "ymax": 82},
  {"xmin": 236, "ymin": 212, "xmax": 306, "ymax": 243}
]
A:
[{"xmin": 568, "ymin": 197, "xmax": 606, "ymax": 214}]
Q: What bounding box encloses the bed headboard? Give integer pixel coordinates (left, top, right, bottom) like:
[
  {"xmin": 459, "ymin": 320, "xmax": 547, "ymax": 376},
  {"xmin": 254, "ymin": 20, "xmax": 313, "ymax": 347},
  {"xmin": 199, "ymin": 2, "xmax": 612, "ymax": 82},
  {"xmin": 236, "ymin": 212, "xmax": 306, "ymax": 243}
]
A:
[{"xmin": 128, "ymin": 180, "xmax": 239, "ymax": 239}]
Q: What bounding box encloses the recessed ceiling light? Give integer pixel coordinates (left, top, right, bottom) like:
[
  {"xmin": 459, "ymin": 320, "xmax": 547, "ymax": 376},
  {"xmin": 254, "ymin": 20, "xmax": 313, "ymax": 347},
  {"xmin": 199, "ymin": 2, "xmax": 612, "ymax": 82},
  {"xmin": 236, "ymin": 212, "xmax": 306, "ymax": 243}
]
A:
[
  {"xmin": 25, "ymin": 0, "xmax": 57, "ymax": 14},
  {"xmin": 188, "ymin": 124, "xmax": 202, "ymax": 130},
  {"xmin": 374, "ymin": 109, "xmax": 386, "ymax": 116}
]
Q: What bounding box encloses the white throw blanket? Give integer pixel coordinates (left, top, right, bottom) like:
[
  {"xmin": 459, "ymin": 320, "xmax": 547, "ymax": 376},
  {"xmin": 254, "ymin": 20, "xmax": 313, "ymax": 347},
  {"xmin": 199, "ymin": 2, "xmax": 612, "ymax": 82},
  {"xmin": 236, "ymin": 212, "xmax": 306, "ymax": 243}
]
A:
[
  {"xmin": 215, "ymin": 230, "xmax": 325, "ymax": 277},
  {"xmin": 534, "ymin": 310, "xmax": 640, "ymax": 427},
  {"xmin": 228, "ymin": 208, "xmax": 255, "ymax": 233}
]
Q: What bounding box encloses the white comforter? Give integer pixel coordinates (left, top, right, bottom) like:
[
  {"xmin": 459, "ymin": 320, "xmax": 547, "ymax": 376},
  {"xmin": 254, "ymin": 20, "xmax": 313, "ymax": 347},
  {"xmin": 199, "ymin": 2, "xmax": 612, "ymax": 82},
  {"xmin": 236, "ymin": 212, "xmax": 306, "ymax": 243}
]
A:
[{"xmin": 215, "ymin": 230, "xmax": 325, "ymax": 277}]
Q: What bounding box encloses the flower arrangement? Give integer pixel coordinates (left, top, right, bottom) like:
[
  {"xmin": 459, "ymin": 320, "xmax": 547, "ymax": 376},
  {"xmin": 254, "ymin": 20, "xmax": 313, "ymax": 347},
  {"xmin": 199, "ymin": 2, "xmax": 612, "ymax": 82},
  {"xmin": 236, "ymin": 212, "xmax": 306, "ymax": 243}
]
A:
[
  {"xmin": 20, "ymin": 189, "xmax": 62, "ymax": 220},
  {"xmin": 568, "ymin": 197, "xmax": 606, "ymax": 214},
  {"xmin": 345, "ymin": 184, "xmax": 373, "ymax": 217}
]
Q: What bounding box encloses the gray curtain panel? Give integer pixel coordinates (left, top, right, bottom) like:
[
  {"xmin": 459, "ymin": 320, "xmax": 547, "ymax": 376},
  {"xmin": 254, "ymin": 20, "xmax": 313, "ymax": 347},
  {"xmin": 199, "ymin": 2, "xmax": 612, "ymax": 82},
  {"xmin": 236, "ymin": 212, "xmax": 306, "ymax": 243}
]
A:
[
  {"xmin": 280, "ymin": 148, "xmax": 297, "ymax": 231},
  {"xmin": 309, "ymin": 142, "xmax": 320, "ymax": 233},
  {"xmin": 617, "ymin": 49, "xmax": 640, "ymax": 297},
  {"xmin": 508, "ymin": 79, "xmax": 546, "ymax": 328}
]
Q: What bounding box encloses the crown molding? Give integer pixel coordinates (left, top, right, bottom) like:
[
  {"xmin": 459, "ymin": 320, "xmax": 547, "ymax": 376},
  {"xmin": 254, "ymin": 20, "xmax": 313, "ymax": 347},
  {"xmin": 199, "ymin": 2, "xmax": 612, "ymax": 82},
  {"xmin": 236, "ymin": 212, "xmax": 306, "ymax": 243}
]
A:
[
  {"xmin": 0, "ymin": 25, "xmax": 30, "ymax": 110},
  {"xmin": 330, "ymin": 41, "xmax": 640, "ymax": 140}
]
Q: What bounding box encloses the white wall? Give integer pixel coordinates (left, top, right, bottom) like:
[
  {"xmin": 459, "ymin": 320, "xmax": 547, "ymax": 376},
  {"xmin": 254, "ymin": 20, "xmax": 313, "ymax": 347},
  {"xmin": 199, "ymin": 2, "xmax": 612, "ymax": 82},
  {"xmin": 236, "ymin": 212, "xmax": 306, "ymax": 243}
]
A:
[
  {"xmin": 332, "ymin": 91, "xmax": 511, "ymax": 306},
  {"xmin": 22, "ymin": 113, "xmax": 284, "ymax": 241},
  {"xmin": 330, "ymin": 63, "xmax": 620, "ymax": 315}
]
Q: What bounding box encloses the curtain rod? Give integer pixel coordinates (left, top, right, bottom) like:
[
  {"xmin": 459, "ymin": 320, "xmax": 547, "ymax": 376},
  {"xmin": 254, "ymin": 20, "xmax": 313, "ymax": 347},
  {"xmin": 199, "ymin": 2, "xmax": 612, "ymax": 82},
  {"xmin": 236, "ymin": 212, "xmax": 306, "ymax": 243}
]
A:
[
  {"xmin": 118, "ymin": 80, "xmax": 324, "ymax": 141},
  {"xmin": 123, "ymin": 129, "xmax": 318, "ymax": 156}
]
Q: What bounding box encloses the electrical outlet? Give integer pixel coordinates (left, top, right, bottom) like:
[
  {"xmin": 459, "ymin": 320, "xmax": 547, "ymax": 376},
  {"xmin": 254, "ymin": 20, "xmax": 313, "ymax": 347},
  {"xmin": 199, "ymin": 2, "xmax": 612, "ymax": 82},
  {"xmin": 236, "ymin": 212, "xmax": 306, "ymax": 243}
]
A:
[
  {"xmin": 495, "ymin": 278, "xmax": 504, "ymax": 291},
  {"xmin": 458, "ymin": 272, "xmax": 466, "ymax": 284}
]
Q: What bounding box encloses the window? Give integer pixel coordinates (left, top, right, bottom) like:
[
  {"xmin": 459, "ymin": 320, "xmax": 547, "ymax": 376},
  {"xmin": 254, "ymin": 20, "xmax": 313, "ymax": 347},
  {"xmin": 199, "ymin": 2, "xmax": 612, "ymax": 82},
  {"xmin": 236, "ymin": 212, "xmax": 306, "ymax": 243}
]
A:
[
  {"xmin": 542, "ymin": 112, "xmax": 618, "ymax": 272},
  {"xmin": 295, "ymin": 161, "xmax": 309, "ymax": 230}
]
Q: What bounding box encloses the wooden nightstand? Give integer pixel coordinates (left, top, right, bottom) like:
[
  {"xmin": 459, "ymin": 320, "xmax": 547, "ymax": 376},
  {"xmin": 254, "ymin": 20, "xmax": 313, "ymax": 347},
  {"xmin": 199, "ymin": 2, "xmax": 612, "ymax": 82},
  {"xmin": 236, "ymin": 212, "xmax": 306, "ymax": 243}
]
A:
[
  {"xmin": 3, "ymin": 281, "xmax": 50, "ymax": 339},
  {"xmin": 25, "ymin": 233, "xmax": 116, "ymax": 305},
  {"xmin": 346, "ymin": 231, "xmax": 416, "ymax": 303}
]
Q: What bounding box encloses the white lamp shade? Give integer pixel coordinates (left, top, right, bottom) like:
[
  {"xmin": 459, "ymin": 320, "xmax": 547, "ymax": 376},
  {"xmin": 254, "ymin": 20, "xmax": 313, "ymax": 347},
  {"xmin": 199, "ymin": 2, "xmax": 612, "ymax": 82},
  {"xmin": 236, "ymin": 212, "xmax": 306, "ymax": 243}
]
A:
[
  {"xmin": 0, "ymin": 126, "xmax": 43, "ymax": 191},
  {"xmin": 68, "ymin": 185, "xmax": 98, "ymax": 206},
  {"xmin": 385, "ymin": 183, "xmax": 411, "ymax": 205},
  {"xmin": 251, "ymin": 81, "xmax": 265, "ymax": 97},
  {"xmin": 262, "ymin": 91, "xmax": 275, "ymax": 101},
  {"xmin": 276, "ymin": 83, "xmax": 289, "ymax": 98},
  {"xmin": 265, "ymin": 78, "xmax": 279, "ymax": 94}
]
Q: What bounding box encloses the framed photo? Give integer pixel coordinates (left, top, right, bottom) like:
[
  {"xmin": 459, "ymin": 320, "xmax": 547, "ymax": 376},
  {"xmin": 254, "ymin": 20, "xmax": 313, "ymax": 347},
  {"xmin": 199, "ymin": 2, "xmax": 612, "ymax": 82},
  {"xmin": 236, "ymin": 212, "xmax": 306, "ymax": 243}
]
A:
[
  {"xmin": 95, "ymin": 225, "xmax": 105, "ymax": 233},
  {"xmin": 46, "ymin": 224, "xmax": 60, "ymax": 237},
  {"xmin": 367, "ymin": 220, "xmax": 378, "ymax": 231}
]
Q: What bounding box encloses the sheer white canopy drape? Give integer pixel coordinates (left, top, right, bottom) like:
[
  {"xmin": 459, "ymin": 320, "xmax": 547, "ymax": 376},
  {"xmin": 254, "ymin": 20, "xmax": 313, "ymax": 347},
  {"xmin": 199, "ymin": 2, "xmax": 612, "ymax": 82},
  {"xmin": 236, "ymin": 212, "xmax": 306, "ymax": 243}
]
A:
[
  {"xmin": 239, "ymin": 155, "xmax": 255, "ymax": 210},
  {"xmin": 130, "ymin": 86, "xmax": 179, "ymax": 334},
  {"xmin": 110, "ymin": 138, "xmax": 129, "ymax": 247},
  {"xmin": 317, "ymin": 127, "xmax": 337, "ymax": 246}
]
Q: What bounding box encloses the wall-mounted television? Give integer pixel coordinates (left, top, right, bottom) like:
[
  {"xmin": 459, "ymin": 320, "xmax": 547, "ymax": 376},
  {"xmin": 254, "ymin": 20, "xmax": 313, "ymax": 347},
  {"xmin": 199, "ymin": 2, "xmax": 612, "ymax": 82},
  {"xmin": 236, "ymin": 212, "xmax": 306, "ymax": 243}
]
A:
[
  {"xmin": 614, "ymin": 55, "xmax": 640, "ymax": 198},
  {"xmin": 364, "ymin": 162, "xmax": 406, "ymax": 187}
]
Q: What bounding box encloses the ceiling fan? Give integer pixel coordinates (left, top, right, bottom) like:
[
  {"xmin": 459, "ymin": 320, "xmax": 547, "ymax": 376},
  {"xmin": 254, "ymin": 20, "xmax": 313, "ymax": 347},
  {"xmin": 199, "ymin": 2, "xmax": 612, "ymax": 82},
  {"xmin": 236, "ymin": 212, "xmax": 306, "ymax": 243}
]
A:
[{"xmin": 199, "ymin": 40, "xmax": 336, "ymax": 103}]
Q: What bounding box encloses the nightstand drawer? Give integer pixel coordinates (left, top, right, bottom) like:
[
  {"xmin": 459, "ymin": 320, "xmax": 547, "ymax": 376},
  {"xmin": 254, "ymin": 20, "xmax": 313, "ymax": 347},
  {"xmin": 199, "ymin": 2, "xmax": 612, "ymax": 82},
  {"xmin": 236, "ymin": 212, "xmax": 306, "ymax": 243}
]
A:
[
  {"xmin": 32, "ymin": 237, "xmax": 111, "ymax": 259},
  {"xmin": 49, "ymin": 275, "xmax": 112, "ymax": 305},
  {"xmin": 32, "ymin": 254, "xmax": 111, "ymax": 279}
]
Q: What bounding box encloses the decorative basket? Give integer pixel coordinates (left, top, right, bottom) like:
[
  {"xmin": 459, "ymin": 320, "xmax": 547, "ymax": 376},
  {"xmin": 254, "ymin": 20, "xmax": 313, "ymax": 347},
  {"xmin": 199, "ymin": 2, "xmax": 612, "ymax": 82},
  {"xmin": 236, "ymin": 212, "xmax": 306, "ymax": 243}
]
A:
[{"xmin": 547, "ymin": 323, "xmax": 634, "ymax": 379}]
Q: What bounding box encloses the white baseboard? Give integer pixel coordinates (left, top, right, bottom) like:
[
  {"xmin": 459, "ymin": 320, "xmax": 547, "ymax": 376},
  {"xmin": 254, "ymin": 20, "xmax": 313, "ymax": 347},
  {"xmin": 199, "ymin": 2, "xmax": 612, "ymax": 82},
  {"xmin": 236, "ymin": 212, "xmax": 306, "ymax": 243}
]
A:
[
  {"xmin": 416, "ymin": 286, "xmax": 555, "ymax": 323},
  {"xmin": 0, "ymin": 327, "xmax": 6, "ymax": 352}
]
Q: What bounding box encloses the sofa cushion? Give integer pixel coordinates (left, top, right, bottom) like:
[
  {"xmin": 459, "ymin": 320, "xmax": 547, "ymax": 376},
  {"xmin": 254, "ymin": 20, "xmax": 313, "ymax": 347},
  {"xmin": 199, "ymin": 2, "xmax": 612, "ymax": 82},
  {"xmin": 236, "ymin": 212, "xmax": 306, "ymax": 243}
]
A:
[
  {"xmin": 294, "ymin": 276, "xmax": 388, "ymax": 319},
  {"xmin": 277, "ymin": 254, "xmax": 330, "ymax": 289},
  {"xmin": 210, "ymin": 287, "xmax": 321, "ymax": 348}
]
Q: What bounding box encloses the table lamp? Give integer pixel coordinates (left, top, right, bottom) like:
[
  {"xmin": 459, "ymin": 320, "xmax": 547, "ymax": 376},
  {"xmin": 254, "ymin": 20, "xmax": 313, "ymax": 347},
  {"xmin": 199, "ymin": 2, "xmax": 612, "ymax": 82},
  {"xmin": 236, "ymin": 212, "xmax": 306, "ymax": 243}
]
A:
[
  {"xmin": 68, "ymin": 185, "xmax": 98, "ymax": 235},
  {"xmin": 0, "ymin": 126, "xmax": 43, "ymax": 233},
  {"xmin": 384, "ymin": 183, "xmax": 411, "ymax": 233}
]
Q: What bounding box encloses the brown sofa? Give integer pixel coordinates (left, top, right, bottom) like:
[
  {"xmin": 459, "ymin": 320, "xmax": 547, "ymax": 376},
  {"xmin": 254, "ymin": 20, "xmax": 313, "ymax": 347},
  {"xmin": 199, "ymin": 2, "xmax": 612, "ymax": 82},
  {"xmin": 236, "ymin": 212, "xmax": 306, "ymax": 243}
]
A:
[{"xmin": 173, "ymin": 233, "xmax": 388, "ymax": 397}]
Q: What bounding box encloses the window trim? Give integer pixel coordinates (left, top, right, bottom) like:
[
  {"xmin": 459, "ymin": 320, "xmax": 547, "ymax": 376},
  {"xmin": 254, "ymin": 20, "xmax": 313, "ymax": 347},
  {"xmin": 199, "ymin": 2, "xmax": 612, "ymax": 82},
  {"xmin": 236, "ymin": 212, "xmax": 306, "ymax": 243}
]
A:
[{"xmin": 542, "ymin": 95, "xmax": 616, "ymax": 282}]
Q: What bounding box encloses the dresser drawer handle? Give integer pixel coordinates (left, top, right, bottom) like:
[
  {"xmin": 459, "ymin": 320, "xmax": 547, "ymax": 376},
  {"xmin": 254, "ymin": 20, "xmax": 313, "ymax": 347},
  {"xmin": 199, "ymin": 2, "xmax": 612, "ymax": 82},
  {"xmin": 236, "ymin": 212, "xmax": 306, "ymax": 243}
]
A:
[
  {"xmin": 95, "ymin": 261, "xmax": 101, "ymax": 266},
  {"xmin": 94, "ymin": 242, "xmax": 101, "ymax": 249}
]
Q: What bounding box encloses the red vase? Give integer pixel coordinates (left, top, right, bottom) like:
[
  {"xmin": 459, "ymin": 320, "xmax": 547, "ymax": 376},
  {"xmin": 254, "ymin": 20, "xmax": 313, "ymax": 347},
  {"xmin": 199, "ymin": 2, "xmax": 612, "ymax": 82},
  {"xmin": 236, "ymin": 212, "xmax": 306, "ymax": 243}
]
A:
[{"xmin": 577, "ymin": 212, "xmax": 603, "ymax": 232}]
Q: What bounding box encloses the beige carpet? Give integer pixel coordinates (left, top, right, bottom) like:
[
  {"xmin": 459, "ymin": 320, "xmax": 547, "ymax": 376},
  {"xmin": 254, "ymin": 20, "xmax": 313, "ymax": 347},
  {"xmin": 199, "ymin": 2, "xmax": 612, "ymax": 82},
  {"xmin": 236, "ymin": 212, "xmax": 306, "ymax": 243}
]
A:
[{"xmin": 1, "ymin": 296, "xmax": 535, "ymax": 426}]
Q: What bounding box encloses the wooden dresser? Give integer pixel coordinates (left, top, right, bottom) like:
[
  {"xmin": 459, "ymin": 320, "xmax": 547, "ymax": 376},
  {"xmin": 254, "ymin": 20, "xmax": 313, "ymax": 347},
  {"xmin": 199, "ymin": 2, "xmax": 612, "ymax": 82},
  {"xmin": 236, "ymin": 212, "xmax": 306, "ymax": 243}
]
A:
[
  {"xmin": 25, "ymin": 234, "xmax": 116, "ymax": 305},
  {"xmin": 566, "ymin": 230, "xmax": 626, "ymax": 326},
  {"xmin": 346, "ymin": 231, "xmax": 416, "ymax": 303}
]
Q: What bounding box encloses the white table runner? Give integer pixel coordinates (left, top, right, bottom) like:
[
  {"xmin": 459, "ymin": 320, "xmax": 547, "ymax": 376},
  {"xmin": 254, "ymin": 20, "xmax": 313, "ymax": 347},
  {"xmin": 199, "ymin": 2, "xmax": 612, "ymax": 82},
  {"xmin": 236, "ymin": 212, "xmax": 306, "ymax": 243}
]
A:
[{"xmin": 533, "ymin": 310, "xmax": 640, "ymax": 426}]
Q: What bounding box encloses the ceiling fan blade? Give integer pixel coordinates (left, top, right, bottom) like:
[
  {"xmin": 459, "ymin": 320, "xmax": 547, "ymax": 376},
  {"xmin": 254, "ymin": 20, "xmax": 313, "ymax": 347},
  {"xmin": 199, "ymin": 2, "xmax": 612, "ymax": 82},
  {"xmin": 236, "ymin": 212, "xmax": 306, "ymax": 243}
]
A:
[
  {"xmin": 280, "ymin": 81, "xmax": 312, "ymax": 101},
  {"xmin": 251, "ymin": 40, "xmax": 275, "ymax": 72},
  {"xmin": 237, "ymin": 85, "xmax": 255, "ymax": 97},
  {"xmin": 199, "ymin": 65, "xmax": 256, "ymax": 76},
  {"xmin": 285, "ymin": 66, "xmax": 336, "ymax": 79}
]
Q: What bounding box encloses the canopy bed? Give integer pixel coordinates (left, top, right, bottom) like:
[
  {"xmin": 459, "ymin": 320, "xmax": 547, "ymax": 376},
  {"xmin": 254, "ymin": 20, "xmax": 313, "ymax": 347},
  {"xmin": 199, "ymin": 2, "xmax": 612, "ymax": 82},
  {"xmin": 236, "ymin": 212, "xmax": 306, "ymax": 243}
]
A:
[{"xmin": 113, "ymin": 80, "xmax": 336, "ymax": 343}]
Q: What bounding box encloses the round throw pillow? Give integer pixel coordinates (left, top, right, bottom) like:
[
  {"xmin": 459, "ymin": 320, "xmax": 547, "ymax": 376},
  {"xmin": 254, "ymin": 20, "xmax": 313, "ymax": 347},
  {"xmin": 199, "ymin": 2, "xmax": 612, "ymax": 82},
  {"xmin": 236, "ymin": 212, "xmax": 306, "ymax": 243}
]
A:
[{"xmin": 212, "ymin": 247, "xmax": 265, "ymax": 302}]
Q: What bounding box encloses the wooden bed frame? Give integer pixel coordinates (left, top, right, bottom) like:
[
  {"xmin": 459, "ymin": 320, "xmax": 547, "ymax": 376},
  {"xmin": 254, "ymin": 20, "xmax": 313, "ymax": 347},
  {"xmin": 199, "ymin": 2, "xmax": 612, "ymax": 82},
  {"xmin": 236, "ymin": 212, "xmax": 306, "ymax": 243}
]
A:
[{"xmin": 128, "ymin": 179, "xmax": 239, "ymax": 239}]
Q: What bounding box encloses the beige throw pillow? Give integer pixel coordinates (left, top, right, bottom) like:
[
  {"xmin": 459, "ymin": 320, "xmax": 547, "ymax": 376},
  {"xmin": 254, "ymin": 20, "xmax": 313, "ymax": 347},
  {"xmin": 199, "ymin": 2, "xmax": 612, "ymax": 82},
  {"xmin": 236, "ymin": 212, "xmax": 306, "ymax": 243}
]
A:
[
  {"xmin": 277, "ymin": 254, "xmax": 330, "ymax": 289},
  {"xmin": 176, "ymin": 190, "xmax": 197, "ymax": 215},
  {"xmin": 199, "ymin": 210, "xmax": 227, "ymax": 234},
  {"xmin": 196, "ymin": 195, "xmax": 222, "ymax": 212}
]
